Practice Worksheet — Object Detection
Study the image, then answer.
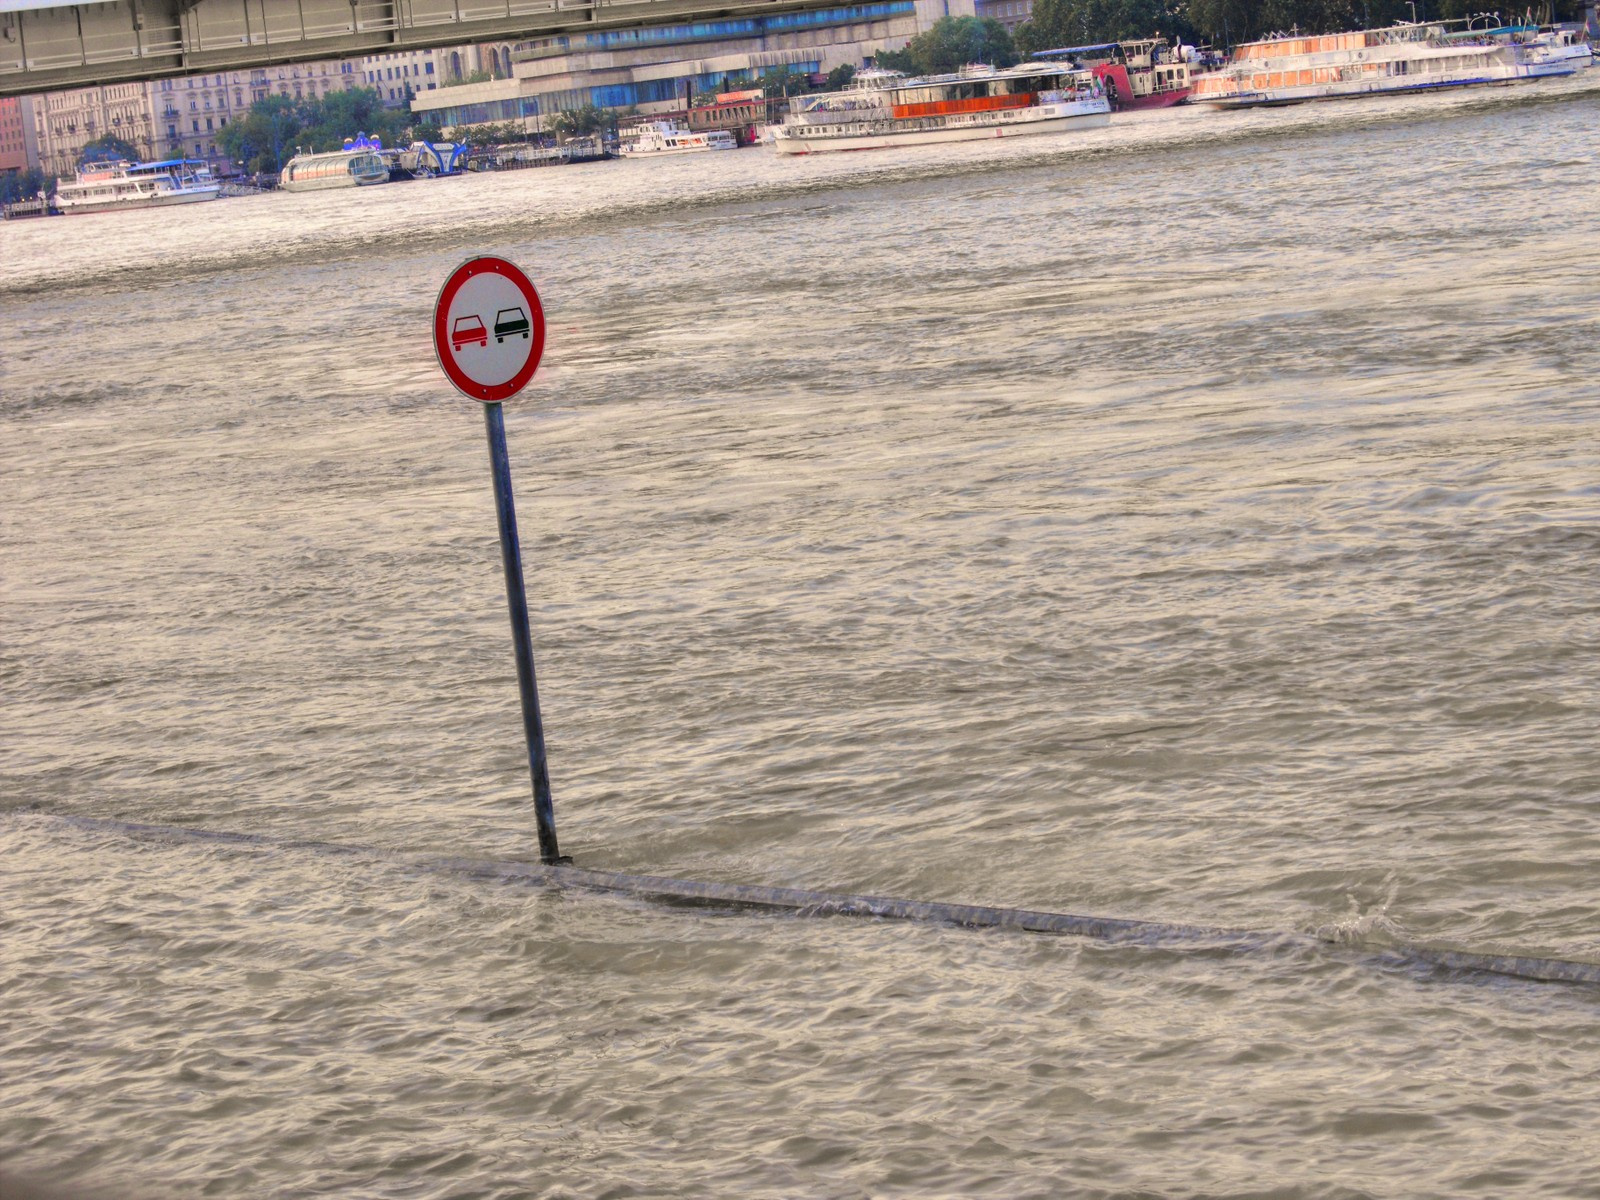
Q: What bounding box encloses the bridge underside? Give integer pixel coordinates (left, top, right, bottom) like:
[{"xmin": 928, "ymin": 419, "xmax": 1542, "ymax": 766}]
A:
[{"xmin": 0, "ymin": 0, "xmax": 823, "ymax": 98}]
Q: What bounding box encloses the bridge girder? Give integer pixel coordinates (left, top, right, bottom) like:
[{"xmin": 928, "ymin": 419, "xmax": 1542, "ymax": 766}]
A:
[{"xmin": 0, "ymin": 0, "xmax": 828, "ymax": 98}]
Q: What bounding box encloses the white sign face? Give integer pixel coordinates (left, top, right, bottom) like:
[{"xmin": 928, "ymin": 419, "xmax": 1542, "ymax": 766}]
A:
[{"xmin": 433, "ymin": 257, "xmax": 545, "ymax": 403}]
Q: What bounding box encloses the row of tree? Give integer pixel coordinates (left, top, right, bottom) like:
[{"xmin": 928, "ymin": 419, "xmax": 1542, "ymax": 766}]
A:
[
  {"xmin": 1020, "ymin": 0, "xmax": 1577, "ymax": 52},
  {"xmin": 877, "ymin": 3, "xmax": 1577, "ymax": 73},
  {"xmin": 217, "ymin": 87, "xmax": 437, "ymax": 174},
  {"xmin": 1, "ymin": 166, "xmax": 51, "ymax": 203},
  {"xmin": 213, "ymin": 87, "xmax": 634, "ymax": 171}
]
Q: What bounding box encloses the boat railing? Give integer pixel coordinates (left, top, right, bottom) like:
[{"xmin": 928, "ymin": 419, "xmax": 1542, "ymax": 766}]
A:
[{"xmin": 789, "ymin": 105, "xmax": 888, "ymax": 125}]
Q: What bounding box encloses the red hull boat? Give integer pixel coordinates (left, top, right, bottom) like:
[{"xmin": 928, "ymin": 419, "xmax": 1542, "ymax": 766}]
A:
[{"xmin": 1036, "ymin": 39, "xmax": 1195, "ymax": 109}]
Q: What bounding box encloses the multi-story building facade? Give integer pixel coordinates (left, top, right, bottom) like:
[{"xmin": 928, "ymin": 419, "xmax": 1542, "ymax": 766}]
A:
[
  {"xmin": 363, "ymin": 42, "xmax": 521, "ymax": 109},
  {"xmin": 31, "ymin": 57, "xmax": 363, "ymax": 180},
  {"xmin": 364, "ymin": 48, "xmax": 439, "ymax": 106},
  {"xmin": 33, "ymin": 80, "xmax": 155, "ymax": 179},
  {"xmin": 0, "ymin": 95, "xmax": 37, "ymax": 173},
  {"xmin": 974, "ymin": 0, "xmax": 1034, "ymax": 32},
  {"xmin": 408, "ymin": 1, "xmax": 975, "ymax": 136}
]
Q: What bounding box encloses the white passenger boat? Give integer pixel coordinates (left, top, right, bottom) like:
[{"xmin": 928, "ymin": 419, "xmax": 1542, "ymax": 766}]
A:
[
  {"xmin": 278, "ymin": 147, "xmax": 389, "ymax": 192},
  {"xmin": 618, "ymin": 120, "xmax": 738, "ymax": 156},
  {"xmin": 54, "ymin": 159, "xmax": 220, "ymax": 214},
  {"xmin": 1190, "ymin": 20, "xmax": 1579, "ymax": 108},
  {"xmin": 770, "ymin": 63, "xmax": 1109, "ymax": 155}
]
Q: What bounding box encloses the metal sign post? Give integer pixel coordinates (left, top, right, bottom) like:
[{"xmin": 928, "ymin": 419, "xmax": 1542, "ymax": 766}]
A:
[{"xmin": 433, "ymin": 255, "xmax": 566, "ymax": 864}]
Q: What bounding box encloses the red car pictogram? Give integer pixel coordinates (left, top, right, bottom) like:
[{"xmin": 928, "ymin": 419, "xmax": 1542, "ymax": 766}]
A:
[{"xmin": 452, "ymin": 314, "xmax": 488, "ymax": 350}]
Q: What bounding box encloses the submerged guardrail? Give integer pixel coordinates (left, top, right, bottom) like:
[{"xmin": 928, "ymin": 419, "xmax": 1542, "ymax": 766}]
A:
[{"xmin": 46, "ymin": 814, "xmax": 1600, "ymax": 989}]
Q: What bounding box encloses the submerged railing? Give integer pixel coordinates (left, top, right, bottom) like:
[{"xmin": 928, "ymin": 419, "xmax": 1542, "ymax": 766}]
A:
[{"xmin": 46, "ymin": 814, "xmax": 1600, "ymax": 990}]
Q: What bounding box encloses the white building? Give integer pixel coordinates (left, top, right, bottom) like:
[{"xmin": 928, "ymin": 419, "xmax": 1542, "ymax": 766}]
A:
[
  {"xmin": 363, "ymin": 42, "xmax": 521, "ymax": 107},
  {"xmin": 364, "ymin": 48, "xmax": 443, "ymax": 107}
]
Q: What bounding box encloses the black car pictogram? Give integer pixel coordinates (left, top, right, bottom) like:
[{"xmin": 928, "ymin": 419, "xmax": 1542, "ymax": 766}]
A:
[{"xmin": 494, "ymin": 307, "xmax": 530, "ymax": 342}]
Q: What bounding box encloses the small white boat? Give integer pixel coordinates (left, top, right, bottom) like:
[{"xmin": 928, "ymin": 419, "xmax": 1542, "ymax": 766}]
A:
[
  {"xmin": 618, "ymin": 120, "xmax": 738, "ymax": 157},
  {"xmin": 278, "ymin": 147, "xmax": 389, "ymax": 192},
  {"xmin": 770, "ymin": 63, "xmax": 1110, "ymax": 155},
  {"xmin": 54, "ymin": 159, "xmax": 220, "ymax": 215}
]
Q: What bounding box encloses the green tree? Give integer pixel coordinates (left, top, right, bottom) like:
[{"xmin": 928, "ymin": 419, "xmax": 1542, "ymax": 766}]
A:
[
  {"xmin": 1014, "ymin": 0, "xmax": 1584, "ymax": 50},
  {"xmin": 1015, "ymin": 0, "xmax": 1188, "ymax": 54},
  {"xmin": 758, "ymin": 66, "xmax": 814, "ymax": 97},
  {"xmin": 218, "ymin": 87, "xmax": 416, "ymax": 171},
  {"xmin": 873, "ymin": 46, "xmax": 915, "ymax": 72},
  {"xmin": 1, "ymin": 166, "xmax": 51, "ymax": 203},
  {"xmin": 825, "ymin": 63, "xmax": 858, "ymax": 90},
  {"xmin": 892, "ymin": 16, "xmax": 1020, "ymax": 74},
  {"xmin": 458, "ymin": 121, "xmax": 526, "ymax": 147},
  {"xmin": 1174, "ymin": 0, "xmax": 1259, "ymax": 45},
  {"xmin": 441, "ymin": 68, "xmax": 495, "ymax": 87},
  {"xmin": 548, "ymin": 103, "xmax": 612, "ymax": 142},
  {"xmin": 79, "ymin": 133, "xmax": 141, "ymax": 165},
  {"xmin": 299, "ymin": 86, "xmax": 408, "ymax": 152},
  {"xmin": 218, "ymin": 94, "xmax": 307, "ymax": 173}
]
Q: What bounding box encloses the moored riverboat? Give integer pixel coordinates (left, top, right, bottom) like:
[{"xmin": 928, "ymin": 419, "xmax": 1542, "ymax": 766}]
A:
[
  {"xmin": 1035, "ymin": 40, "xmax": 1196, "ymax": 109},
  {"xmin": 1191, "ymin": 20, "xmax": 1578, "ymax": 108},
  {"xmin": 278, "ymin": 146, "xmax": 389, "ymax": 192},
  {"xmin": 54, "ymin": 159, "xmax": 220, "ymax": 214},
  {"xmin": 618, "ymin": 120, "xmax": 738, "ymax": 156},
  {"xmin": 771, "ymin": 63, "xmax": 1109, "ymax": 155}
]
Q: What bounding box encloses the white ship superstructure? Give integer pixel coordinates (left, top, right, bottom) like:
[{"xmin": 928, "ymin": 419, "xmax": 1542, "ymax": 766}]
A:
[
  {"xmin": 619, "ymin": 120, "xmax": 738, "ymax": 156},
  {"xmin": 1191, "ymin": 21, "xmax": 1579, "ymax": 108},
  {"xmin": 771, "ymin": 63, "xmax": 1110, "ymax": 155},
  {"xmin": 54, "ymin": 159, "xmax": 220, "ymax": 214}
]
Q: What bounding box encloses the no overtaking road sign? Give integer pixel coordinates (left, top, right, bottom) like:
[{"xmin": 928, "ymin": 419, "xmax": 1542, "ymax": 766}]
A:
[{"xmin": 433, "ymin": 256, "xmax": 546, "ymax": 403}]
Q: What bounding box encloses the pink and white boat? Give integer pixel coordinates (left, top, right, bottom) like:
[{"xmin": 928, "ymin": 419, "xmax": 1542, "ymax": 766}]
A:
[{"xmin": 1035, "ymin": 39, "xmax": 1195, "ymax": 109}]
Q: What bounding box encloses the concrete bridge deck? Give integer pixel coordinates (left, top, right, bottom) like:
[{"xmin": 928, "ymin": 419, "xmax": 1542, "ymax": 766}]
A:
[{"xmin": 0, "ymin": 0, "xmax": 828, "ymax": 97}]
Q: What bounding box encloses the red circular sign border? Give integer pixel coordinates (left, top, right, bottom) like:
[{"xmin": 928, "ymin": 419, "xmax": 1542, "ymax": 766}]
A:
[{"xmin": 433, "ymin": 256, "xmax": 547, "ymax": 404}]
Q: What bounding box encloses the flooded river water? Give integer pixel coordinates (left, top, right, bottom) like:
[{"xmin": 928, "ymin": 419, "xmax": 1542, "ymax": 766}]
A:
[{"xmin": 4, "ymin": 74, "xmax": 1600, "ymax": 1198}]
